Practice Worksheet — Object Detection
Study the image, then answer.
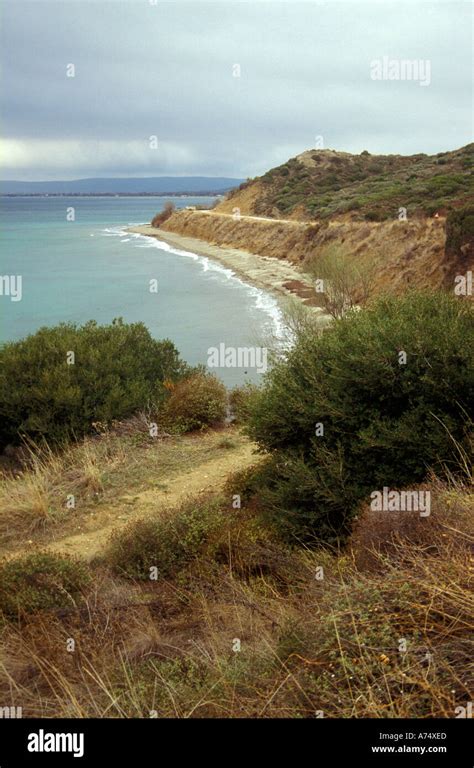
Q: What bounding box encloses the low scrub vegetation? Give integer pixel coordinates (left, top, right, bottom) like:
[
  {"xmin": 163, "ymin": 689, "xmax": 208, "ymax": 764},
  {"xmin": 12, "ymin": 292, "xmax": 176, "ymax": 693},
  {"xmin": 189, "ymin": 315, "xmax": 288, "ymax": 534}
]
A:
[
  {"xmin": 445, "ymin": 204, "xmax": 474, "ymax": 268},
  {"xmin": 226, "ymin": 143, "xmax": 474, "ymax": 220},
  {"xmin": 0, "ymin": 479, "xmax": 471, "ymax": 717},
  {"xmin": 105, "ymin": 496, "xmax": 225, "ymax": 580},
  {"xmin": 0, "ymin": 552, "xmax": 91, "ymax": 619},
  {"xmin": 305, "ymin": 243, "xmax": 375, "ymax": 317},
  {"xmin": 228, "ymin": 383, "xmax": 259, "ymax": 423},
  {"xmin": 159, "ymin": 373, "xmax": 227, "ymax": 433}
]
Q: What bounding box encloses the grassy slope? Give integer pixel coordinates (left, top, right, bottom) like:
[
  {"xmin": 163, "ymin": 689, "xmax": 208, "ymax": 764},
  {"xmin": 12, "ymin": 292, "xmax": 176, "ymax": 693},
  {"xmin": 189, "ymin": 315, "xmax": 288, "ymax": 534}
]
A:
[
  {"xmin": 0, "ymin": 425, "xmax": 254, "ymax": 558},
  {"xmin": 219, "ymin": 143, "xmax": 474, "ymax": 221},
  {"xmin": 0, "ymin": 425, "xmax": 472, "ymax": 718}
]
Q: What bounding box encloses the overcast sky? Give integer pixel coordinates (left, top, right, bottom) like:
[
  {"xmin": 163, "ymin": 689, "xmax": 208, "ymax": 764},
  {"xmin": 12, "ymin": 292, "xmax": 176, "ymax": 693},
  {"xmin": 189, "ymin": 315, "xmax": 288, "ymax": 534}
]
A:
[{"xmin": 1, "ymin": 0, "xmax": 472, "ymax": 180}]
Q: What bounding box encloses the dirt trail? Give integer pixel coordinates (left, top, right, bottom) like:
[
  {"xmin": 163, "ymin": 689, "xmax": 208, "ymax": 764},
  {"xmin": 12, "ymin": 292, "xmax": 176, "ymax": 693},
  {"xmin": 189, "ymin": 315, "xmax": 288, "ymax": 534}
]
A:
[
  {"xmin": 199, "ymin": 210, "xmax": 302, "ymax": 225},
  {"xmin": 44, "ymin": 441, "xmax": 255, "ymax": 561}
]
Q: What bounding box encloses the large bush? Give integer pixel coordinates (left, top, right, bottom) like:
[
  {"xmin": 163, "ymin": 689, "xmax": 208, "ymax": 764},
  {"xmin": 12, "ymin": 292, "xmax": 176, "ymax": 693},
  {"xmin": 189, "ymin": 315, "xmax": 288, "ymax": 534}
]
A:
[
  {"xmin": 0, "ymin": 319, "xmax": 192, "ymax": 447},
  {"xmin": 247, "ymin": 291, "xmax": 474, "ymax": 543}
]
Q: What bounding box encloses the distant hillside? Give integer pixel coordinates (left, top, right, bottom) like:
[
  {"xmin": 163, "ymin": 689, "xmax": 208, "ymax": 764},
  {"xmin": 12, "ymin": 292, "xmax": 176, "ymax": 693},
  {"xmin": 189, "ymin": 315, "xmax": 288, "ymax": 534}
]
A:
[
  {"xmin": 0, "ymin": 176, "xmax": 244, "ymax": 196},
  {"xmin": 157, "ymin": 143, "xmax": 474, "ymax": 302},
  {"xmin": 218, "ymin": 144, "xmax": 474, "ymax": 221}
]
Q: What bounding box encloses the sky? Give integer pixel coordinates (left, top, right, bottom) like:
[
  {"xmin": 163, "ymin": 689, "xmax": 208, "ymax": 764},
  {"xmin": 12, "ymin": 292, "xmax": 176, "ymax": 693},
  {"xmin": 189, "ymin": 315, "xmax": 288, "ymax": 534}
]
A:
[{"xmin": 1, "ymin": 0, "xmax": 472, "ymax": 180}]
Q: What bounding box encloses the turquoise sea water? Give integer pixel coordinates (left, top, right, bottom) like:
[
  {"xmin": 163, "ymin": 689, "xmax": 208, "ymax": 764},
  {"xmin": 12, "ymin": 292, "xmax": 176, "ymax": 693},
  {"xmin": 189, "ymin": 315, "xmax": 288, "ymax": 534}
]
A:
[{"xmin": 0, "ymin": 196, "xmax": 284, "ymax": 385}]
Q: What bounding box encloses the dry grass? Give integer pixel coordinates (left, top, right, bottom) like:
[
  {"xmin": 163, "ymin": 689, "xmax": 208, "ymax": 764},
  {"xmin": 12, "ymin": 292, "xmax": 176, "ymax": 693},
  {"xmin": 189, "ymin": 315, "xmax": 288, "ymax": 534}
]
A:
[
  {"xmin": 0, "ymin": 474, "xmax": 471, "ymax": 718},
  {"xmin": 0, "ymin": 424, "xmax": 252, "ymax": 550},
  {"xmin": 0, "ymin": 435, "xmax": 129, "ymax": 544}
]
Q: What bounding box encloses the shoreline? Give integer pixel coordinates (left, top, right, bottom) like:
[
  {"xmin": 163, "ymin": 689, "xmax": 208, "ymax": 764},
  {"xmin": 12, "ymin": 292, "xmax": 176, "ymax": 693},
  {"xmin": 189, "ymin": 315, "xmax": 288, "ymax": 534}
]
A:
[{"xmin": 127, "ymin": 224, "xmax": 325, "ymax": 311}]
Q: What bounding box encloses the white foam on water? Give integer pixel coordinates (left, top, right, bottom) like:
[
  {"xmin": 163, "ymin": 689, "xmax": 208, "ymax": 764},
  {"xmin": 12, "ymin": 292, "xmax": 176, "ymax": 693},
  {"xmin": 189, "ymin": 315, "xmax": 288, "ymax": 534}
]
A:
[
  {"xmin": 99, "ymin": 227, "xmax": 124, "ymax": 237},
  {"xmin": 104, "ymin": 227, "xmax": 286, "ymax": 342}
]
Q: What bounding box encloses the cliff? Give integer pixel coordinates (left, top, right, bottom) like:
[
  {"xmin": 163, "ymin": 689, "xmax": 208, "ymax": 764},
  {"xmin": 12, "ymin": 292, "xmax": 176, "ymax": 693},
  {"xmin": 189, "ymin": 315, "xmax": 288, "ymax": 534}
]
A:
[{"xmin": 160, "ymin": 209, "xmax": 449, "ymax": 298}]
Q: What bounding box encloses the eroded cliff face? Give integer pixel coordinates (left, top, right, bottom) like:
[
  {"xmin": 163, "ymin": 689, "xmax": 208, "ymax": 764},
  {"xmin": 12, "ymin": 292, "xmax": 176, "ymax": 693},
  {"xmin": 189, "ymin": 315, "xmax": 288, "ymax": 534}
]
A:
[{"xmin": 161, "ymin": 209, "xmax": 452, "ymax": 298}]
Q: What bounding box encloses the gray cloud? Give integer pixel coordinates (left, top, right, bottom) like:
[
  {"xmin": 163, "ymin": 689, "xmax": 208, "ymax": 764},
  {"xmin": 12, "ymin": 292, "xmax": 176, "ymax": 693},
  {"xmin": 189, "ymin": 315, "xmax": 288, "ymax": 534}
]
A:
[{"xmin": 1, "ymin": 0, "xmax": 472, "ymax": 180}]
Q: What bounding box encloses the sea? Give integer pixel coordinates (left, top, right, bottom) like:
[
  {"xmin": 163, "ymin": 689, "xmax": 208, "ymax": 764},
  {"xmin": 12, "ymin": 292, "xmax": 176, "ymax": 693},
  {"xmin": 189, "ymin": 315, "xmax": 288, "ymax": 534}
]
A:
[{"xmin": 0, "ymin": 196, "xmax": 285, "ymax": 386}]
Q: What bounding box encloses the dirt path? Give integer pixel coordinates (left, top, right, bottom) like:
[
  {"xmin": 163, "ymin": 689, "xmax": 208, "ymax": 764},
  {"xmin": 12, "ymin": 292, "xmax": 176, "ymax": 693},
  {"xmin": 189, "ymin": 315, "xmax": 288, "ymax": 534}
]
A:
[
  {"xmin": 45, "ymin": 440, "xmax": 256, "ymax": 561},
  {"xmin": 198, "ymin": 210, "xmax": 302, "ymax": 226}
]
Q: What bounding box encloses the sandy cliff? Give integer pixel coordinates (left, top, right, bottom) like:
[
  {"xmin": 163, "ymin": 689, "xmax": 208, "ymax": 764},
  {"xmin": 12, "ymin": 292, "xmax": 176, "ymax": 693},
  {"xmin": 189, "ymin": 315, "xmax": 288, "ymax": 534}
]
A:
[{"xmin": 159, "ymin": 209, "xmax": 449, "ymax": 298}]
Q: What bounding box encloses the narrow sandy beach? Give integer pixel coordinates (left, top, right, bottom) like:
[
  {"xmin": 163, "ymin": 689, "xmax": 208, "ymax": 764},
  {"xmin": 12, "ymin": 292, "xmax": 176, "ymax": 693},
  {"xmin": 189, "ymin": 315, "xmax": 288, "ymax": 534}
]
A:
[{"xmin": 127, "ymin": 224, "xmax": 324, "ymax": 308}]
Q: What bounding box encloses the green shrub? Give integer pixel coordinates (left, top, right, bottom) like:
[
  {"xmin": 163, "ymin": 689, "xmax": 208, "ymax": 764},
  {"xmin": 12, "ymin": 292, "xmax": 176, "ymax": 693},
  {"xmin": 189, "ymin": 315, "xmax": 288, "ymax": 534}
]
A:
[
  {"xmin": 160, "ymin": 373, "xmax": 227, "ymax": 433},
  {"xmin": 0, "ymin": 552, "xmax": 91, "ymax": 618},
  {"xmin": 229, "ymin": 383, "xmax": 259, "ymax": 423},
  {"xmin": 106, "ymin": 497, "xmax": 225, "ymax": 579},
  {"xmin": 425, "ymin": 201, "xmax": 447, "ymax": 216},
  {"xmin": 445, "ymin": 205, "xmax": 474, "ymax": 258},
  {"xmin": 0, "ymin": 319, "xmax": 192, "ymax": 447},
  {"xmin": 364, "ymin": 210, "xmax": 385, "ymax": 222},
  {"xmin": 246, "ymin": 291, "xmax": 474, "ymax": 543},
  {"xmin": 224, "ymin": 459, "xmax": 272, "ymax": 507}
]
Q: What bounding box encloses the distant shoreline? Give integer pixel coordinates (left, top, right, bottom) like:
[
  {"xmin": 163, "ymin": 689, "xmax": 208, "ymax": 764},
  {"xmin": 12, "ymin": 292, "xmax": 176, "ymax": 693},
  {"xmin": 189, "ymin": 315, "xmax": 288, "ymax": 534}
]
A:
[
  {"xmin": 0, "ymin": 192, "xmax": 224, "ymax": 198},
  {"xmin": 127, "ymin": 224, "xmax": 327, "ymax": 312}
]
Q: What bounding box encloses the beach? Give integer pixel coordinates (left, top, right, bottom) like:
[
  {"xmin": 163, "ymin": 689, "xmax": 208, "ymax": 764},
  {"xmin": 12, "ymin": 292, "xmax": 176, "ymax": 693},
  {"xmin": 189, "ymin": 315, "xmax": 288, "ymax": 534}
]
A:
[
  {"xmin": 127, "ymin": 224, "xmax": 324, "ymax": 309},
  {"xmin": 2, "ymin": 196, "xmax": 294, "ymax": 385}
]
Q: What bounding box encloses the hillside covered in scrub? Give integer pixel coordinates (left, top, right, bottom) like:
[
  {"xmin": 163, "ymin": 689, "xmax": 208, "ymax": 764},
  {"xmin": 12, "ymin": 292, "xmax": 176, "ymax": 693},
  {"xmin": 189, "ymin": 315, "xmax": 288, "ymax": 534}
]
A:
[
  {"xmin": 149, "ymin": 144, "xmax": 474, "ymax": 305},
  {"xmin": 217, "ymin": 143, "xmax": 474, "ymax": 221},
  {"xmin": 0, "ymin": 292, "xmax": 472, "ymax": 718}
]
